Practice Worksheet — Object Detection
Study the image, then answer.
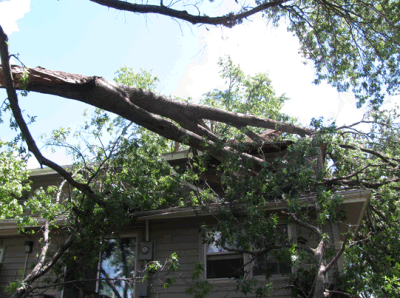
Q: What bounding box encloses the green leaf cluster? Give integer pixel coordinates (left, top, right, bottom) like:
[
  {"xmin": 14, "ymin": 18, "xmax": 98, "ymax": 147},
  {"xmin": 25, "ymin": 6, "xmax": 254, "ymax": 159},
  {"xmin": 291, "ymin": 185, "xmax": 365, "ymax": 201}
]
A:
[{"xmin": 264, "ymin": 0, "xmax": 400, "ymax": 107}]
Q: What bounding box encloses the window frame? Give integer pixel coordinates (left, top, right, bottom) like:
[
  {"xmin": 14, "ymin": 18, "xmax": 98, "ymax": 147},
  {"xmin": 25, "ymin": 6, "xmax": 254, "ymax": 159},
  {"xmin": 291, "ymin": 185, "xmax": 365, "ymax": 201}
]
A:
[
  {"xmin": 205, "ymin": 244, "xmax": 245, "ymax": 280},
  {"xmin": 201, "ymin": 224, "xmax": 294, "ymax": 282},
  {"xmin": 250, "ymin": 223, "xmax": 294, "ymax": 279},
  {"xmin": 0, "ymin": 247, "xmax": 5, "ymax": 263}
]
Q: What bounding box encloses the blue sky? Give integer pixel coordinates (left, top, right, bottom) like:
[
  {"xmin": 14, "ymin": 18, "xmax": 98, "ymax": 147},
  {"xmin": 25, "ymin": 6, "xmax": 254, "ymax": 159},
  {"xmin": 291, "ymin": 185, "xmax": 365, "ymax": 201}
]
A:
[{"xmin": 1, "ymin": 0, "xmax": 399, "ymax": 168}]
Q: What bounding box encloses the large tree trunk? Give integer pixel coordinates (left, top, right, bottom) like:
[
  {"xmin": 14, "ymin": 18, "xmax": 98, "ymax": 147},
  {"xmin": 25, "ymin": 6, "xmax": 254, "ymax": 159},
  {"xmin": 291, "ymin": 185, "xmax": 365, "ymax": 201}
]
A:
[
  {"xmin": 314, "ymin": 267, "xmax": 327, "ymax": 298},
  {"xmin": 313, "ymin": 239, "xmax": 328, "ymax": 298}
]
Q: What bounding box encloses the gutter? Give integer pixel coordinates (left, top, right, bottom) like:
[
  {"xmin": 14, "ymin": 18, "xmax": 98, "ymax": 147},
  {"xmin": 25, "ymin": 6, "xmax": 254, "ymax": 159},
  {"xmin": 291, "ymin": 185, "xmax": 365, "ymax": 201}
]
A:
[
  {"xmin": 0, "ymin": 217, "xmax": 66, "ymax": 236},
  {"xmin": 134, "ymin": 189, "xmax": 371, "ymax": 220},
  {"xmin": 0, "ymin": 190, "xmax": 371, "ymax": 234}
]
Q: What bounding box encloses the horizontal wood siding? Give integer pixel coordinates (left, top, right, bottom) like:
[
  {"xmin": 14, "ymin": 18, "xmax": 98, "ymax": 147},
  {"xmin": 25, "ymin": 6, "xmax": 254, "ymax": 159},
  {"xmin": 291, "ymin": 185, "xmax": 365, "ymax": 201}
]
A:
[
  {"xmin": 0, "ymin": 237, "xmax": 61, "ymax": 298},
  {"xmin": 146, "ymin": 217, "xmax": 292, "ymax": 298},
  {"xmin": 1, "ymin": 217, "xmax": 343, "ymax": 298},
  {"xmin": 148, "ymin": 218, "xmax": 199, "ymax": 298}
]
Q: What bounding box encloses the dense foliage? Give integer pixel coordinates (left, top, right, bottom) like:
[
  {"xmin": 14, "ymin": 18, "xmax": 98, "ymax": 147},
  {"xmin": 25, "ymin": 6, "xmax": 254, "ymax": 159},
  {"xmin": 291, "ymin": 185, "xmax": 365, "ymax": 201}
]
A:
[{"xmin": 0, "ymin": 141, "xmax": 30, "ymax": 220}]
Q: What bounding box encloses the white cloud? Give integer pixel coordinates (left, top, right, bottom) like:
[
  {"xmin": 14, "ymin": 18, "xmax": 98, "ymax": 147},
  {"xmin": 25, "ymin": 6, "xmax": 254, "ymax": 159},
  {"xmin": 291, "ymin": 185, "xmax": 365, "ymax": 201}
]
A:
[
  {"xmin": 173, "ymin": 18, "xmax": 372, "ymax": 127},
  {"xmin": 0, "ymin": 0, "xmax": 31, "ymax": 35}
]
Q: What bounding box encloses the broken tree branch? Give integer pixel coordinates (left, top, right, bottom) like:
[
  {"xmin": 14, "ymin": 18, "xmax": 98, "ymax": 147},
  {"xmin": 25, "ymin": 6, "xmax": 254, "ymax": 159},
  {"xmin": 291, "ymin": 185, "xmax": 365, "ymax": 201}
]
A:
[{"xmin": 0, "ymin": 65, "xmax": 311, "ymax": 137}]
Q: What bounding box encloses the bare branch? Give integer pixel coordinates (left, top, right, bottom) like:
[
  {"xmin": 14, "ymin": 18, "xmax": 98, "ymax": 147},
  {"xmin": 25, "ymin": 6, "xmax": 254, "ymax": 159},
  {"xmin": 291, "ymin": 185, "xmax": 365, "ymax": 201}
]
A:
[
  {"xmin": 90, "ymin": 0, "xmax": 289, "ymax": 28},
  {"xmin": 323, "ymin": 234, "xmax": 349, "ymax": 274},
  {"xmin": 339, "ymin": 144, "xmax": 399, "ymax": 167},
  {"xmin": 321, "ymin": 163, "xmax": 377, "ymax": 184},
  {"xmin": 100, "ymin": 268, "xmax": 123, "ymax": 298},
  {"xmin": 12, "ymin": 234, "xmax": 75, "ymax": 298}
]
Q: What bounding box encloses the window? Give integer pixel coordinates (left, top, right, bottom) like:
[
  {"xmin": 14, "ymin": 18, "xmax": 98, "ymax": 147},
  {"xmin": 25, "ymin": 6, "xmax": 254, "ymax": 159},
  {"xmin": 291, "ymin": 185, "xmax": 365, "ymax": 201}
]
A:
[
  {"xmin": 0, "ymin": 247, "xmax": 5, "ymax": 263},
  {"xmin": 62, "ymin": 235, "xmax": 138, "ymax": 298},
  {"xmin": 252, "ymin": 225, "xmax": 291, "ymax": 276},
  {"xmin": 252, "ymin": 253, "xmax": 291, "ymax": 276},
  {"xmin": 204, "ymin": 225, "xmax": 291, "ymax": 280},
  {"xmin": 206, "ymin": 233, "xmax": 244, "ymax": 279},
  {"xmin": 98, "ymin": 236, "xmax": 138, "ymax": 298}
]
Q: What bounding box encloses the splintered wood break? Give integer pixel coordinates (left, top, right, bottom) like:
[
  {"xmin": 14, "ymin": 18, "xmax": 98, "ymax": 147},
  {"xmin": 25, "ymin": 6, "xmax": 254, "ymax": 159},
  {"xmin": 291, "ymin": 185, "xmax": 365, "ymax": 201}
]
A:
[{"xmin": 0, "ymin": 65, "xmax": 92, "ymax": 88}]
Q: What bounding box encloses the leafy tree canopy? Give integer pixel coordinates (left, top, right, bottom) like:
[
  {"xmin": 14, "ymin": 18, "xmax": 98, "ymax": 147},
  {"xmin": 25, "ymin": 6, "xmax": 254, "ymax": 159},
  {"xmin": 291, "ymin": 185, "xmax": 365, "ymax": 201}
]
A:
[{"xmin": 0, "ymin": 141, "xmax": 30, "ymax": 219}]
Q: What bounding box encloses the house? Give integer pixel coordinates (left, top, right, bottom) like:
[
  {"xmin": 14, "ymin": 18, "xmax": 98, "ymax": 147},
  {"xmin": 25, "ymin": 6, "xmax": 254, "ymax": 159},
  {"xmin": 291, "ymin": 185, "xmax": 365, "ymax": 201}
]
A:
[{"xmin": 0, "ymin": 141, "xmax": 371, "ymax": 298}]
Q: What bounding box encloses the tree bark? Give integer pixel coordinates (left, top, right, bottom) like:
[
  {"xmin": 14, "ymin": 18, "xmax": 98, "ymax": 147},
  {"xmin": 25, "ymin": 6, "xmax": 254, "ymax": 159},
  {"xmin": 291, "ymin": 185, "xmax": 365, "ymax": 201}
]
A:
[
  {"xmin": 90, "ymin": 0, "xmax": 289, "ymax": 28},
  {"xmin": 0, "ymin": 65, "xmax": 310, "ymax": 136},
  {"xmin": 313, "ymin": 239, "xmax": 328, "ymax": 298},
  {"xmin": 12, "ymin": 234, "xmax": 75, "ymax": 298},
  {"xmin": 0, "ymin": 64, "xmax": 311, "ymax": 169}
]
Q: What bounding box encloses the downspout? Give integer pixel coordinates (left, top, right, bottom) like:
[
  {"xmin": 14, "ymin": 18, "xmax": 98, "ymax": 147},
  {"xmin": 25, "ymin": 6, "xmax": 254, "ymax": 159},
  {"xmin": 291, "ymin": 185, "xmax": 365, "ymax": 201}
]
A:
[
  {"xmin": 145, "ymin": 219, "xmax": 149, "ymax": 242},
  {"xmin": 22, "ymin": 252, "xmax": 29, "ymax": 279}
]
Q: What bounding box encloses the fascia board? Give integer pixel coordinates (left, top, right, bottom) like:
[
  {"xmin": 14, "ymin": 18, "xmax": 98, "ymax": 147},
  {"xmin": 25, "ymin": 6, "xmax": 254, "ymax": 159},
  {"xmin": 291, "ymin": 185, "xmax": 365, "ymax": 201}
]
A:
[
  {"xmin": 135, "ymin": 189, "xmax": 371, "ymax": 220},
  {"xmin": 0, "ymin": 190, "xmax": 371, "ymax": 233},
  {"xmin": 29, "ymin": 165, "xmax": 72, "ymax": 177},
  {"xmin": 0, "ymin": 217, "xmax": 66, "ymax": 236},
  {"xmin": 162, "ymin": 150, "xmax": 200, "ymax": 162}
]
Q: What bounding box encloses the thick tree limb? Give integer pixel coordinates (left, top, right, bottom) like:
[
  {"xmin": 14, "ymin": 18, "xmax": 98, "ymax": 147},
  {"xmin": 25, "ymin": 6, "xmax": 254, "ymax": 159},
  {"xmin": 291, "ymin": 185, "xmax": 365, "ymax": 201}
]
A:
[
  {"xmin": 90, "ymin": 0, "xmax": 289, "ymax": 28},
  {"xmin": 19, "ymin": 181, "xmax": 70, "ymax": 295},
  {"xmin": 0, "ymin": 65, "xmax": 310, "ymax": 136},
  {"xmin": 0, "ymin": 63, "xmax": 311, "ymax": 171},
  {"xmin": 312, "ymin": 238, "xmax": 328, "ymax": 298}
]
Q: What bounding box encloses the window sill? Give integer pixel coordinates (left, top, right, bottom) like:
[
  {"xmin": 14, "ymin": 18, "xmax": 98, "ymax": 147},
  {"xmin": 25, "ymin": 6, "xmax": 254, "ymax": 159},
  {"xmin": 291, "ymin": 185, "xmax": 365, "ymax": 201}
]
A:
[
  {"xmin": 206, "ymin": 278, "xmax": 241, "ymax": 284},
  {"xmin": 253, "ymin": 274, "xmax": 290, "ymax": 281},
  {"xmin": 206, "ymin": 274, "xmax": 289, "ymax": 284}
]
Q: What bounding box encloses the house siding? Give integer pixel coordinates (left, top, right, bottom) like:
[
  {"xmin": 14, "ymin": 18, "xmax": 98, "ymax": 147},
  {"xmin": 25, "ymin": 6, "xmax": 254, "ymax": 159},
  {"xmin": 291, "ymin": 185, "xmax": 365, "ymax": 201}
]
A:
[
  {"xmin": 0, "ymin": 191, "xmax": 367, "ymax": 298},
  {"xmin": 144, "ymin": 218, "xmax": 200, "ymax": 298},
  {"xmin": 0, "ymin": 236, "xmax": 61, "ymax": 298},
  {"xmin": 0, "ymin": 217, "xmax": 349, "ymax": 298},
  {"xmin": 143, "ymin": 217, "xmax": 292, "ymax": 298}
]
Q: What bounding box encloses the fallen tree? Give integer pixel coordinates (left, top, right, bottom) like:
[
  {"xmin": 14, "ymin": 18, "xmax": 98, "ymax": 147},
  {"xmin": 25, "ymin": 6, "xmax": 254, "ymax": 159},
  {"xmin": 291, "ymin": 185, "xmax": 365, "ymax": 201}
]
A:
[{"xmin": 0, "ymin": 0, "xmax": 400, "ymax": 297}]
